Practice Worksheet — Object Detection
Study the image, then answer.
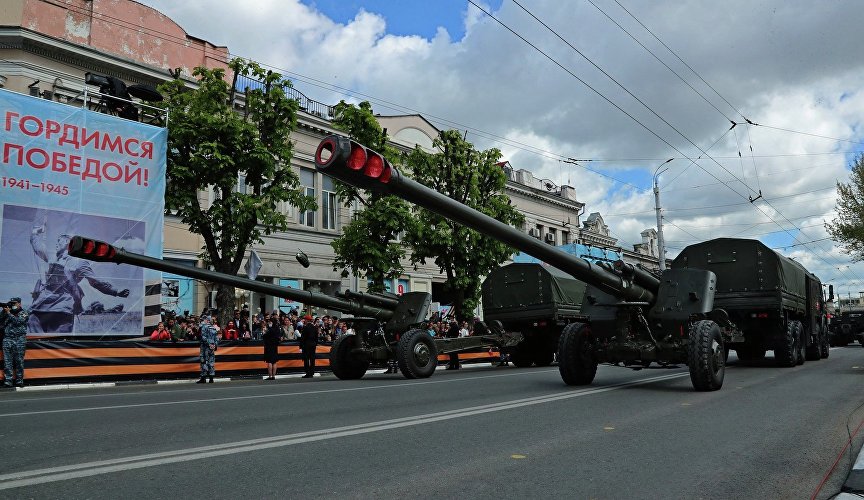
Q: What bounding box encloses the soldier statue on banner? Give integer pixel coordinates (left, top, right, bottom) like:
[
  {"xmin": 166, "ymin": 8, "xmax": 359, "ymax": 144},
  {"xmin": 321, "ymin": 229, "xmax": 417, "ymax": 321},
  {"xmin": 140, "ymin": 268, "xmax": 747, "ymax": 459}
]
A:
[{"xmin": 28, "ymin": 215, "xmax": 129, "ymax": 334}]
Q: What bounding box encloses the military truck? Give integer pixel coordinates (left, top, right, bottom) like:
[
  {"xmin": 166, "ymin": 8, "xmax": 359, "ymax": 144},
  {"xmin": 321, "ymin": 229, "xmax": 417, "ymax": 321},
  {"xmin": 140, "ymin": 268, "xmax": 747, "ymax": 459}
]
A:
[
  {"xmin": 315, "ymin": 135, "xmax": 734, "ymax": 391},
  {"xmin": 673, "ymin": 238, "xmax": 831, "ymax": 365},
  {"xmin": 830, "ymin": 309, "xmax": 864, "ymax": 346},
  {"xmin": 482, "ymin": 263, "xmax": 587, "ymax": 367},
  {"xmin": 67, "ymin": 236, "xmax": 522, "ymax": 380}
]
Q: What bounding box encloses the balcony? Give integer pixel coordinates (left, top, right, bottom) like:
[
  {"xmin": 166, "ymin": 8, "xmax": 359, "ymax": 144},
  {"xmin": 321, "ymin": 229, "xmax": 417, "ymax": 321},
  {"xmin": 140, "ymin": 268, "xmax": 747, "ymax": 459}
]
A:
[{"xmin": 235, "ymin": 74, "xmax": 333, "ymax": 120}]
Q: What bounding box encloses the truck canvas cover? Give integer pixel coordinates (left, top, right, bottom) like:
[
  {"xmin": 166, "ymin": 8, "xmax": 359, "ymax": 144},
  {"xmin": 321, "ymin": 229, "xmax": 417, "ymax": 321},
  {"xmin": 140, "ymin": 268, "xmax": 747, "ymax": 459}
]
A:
[
  {"xmin": 482, "ymin": 263, "xmax": 586, "ymax": 321},
  {"xmin": 672, "ymin": 238, "xmax": 808, "ymax": 311}
]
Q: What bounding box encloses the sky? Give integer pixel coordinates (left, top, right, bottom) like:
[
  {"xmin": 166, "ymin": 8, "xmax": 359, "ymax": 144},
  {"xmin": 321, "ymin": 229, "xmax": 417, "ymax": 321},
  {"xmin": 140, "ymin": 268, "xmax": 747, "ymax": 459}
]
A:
[{"xmin": 137, "ymin": 0, "xmax": 864, "ymax": 298}]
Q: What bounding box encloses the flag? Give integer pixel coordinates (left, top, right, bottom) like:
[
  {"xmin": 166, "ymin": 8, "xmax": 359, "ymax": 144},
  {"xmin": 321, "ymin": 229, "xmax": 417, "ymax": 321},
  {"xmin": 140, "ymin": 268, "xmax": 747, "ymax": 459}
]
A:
[{"xmin": 245, "ymin": 250, "xmax": 263, "ymax": 280}]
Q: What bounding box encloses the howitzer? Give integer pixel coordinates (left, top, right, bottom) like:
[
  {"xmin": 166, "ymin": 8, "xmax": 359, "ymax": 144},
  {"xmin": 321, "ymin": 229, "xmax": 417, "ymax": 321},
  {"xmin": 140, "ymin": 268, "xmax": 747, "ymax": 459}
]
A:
[
  {"xmin": 315, "ymin": 135, "xmax": 729, "ymax": 391},
  {"xmin": 67, "ymin": 236, "xmax": 521, "ymax": 380}
]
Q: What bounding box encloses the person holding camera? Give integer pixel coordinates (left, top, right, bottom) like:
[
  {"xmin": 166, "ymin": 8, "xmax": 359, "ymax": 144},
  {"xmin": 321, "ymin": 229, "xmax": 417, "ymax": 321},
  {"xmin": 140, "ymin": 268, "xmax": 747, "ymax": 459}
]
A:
[{"xmin": 1, "ymin": 298, "xmax": 30, "ymax": 387}]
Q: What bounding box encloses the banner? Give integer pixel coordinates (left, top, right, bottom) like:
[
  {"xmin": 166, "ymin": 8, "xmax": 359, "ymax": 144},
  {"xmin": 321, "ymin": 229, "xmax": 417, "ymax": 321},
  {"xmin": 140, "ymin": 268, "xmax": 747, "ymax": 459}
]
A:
[{"xmin": 0, "ymin": 89, "xmax": 166, "ymax": 336}]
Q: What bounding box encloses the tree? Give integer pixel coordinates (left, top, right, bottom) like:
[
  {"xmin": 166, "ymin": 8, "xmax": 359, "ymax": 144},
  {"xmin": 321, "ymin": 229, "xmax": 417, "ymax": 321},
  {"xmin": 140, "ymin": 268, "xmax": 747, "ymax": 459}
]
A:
[
  {"xmin": 828, "ymin": 153, "xmax": 864, "ymax": 260},
  {"xmin": 404, "ymin": 130, "xmax": 524, "ymax": 320},
  {"xmin": 329, "ymin": 101, "xmax": 414, "ymax": 293},
  {"xmin": 160, "ymin": 59, "xmax": 314, "ymax": 326}
]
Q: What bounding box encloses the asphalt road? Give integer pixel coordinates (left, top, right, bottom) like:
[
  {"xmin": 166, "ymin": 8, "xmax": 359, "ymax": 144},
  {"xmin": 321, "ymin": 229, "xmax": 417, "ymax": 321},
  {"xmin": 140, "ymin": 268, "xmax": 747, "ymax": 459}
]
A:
[{"xmin": 1, "ymin": 347, "xmax": 863, "ymax": 499}]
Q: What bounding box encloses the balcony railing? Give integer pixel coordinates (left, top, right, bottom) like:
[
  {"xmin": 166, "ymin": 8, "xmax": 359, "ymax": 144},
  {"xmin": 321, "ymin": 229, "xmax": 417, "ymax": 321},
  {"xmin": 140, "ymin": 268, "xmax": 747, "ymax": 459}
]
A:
[{"xmin": 235, "ymin": 74, "xmax": 333, "ymax": 119}]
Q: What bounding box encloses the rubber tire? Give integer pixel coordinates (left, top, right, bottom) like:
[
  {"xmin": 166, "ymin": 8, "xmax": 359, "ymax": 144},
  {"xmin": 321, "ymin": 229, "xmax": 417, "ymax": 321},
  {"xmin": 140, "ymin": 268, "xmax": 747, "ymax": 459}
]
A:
[
  {"xmin": 557, "ymin": 323, "xmax": 597, "ymax": 386},
  {"xmin": 329, "ymin": 334, "xmax": 370, "ymax": 380},
  {"xmin": 510, "ymin": 343, "xmax": 534, "ymax": 368},
  {"xmin": 397, "ymin": 329, "xmax": 438, "ymax": 379},
  {"xmin": 688, "ymin": 320, "xmax": 725, "ymax": 391},
  {"xmin": 532, "ymin": 347, "xmax": 555, "ymax": 367},
  {"xmin": 795, "ymin": 321, "xmax": 806, "ymax": 365},
  {"xmin": 805, "ymin": 324, "xmax": 821, "ymax": 361},
  {"xmin": 775, "ymin": 321, "xmax": 797, "ymax": 367}
]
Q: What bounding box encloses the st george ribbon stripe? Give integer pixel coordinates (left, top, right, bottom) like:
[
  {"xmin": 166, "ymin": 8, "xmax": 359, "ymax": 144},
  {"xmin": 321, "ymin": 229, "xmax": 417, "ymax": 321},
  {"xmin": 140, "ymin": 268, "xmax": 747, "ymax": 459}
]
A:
[{"xmin": 0, "ymin": 372, "xmax": 687, "ymax": 490}]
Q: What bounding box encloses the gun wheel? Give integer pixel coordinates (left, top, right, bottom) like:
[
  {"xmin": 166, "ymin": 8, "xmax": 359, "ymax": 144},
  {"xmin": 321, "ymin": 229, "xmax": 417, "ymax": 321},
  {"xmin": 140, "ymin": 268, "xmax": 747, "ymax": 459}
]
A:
[
  {"xmin": 687, "ymin": 320, "xmax": 725, "ymax": 391},
  {"xmin": 557, "ymin": 323, "xmax": 597, "ymax": 385},
  {"xmin": 329, "ymin": 334, "xmax": 369, "ymax": 380},
  {"xmin": 397, "ymin": 329, "xmax": 438, "ymax": 379}
]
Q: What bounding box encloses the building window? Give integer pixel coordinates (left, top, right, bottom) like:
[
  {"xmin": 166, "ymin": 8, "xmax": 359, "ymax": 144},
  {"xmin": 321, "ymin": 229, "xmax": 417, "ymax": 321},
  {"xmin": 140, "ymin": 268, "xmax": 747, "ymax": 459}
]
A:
[
  {"xmin": 562, "ymin": 231, "xmax": 570, "ymax": 245},
  {"xmin": 299, "ymin": 169, "xmax": 316, "ymax": 228},
  {"xmin": 322, "ymin": 175, "xmax": 337, "ymax": 230}
]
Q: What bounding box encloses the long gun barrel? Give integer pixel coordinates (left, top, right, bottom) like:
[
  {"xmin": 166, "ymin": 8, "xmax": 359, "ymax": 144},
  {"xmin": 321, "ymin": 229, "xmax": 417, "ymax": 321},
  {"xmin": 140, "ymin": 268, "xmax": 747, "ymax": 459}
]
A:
[
  {"xmin": 314, "ymin": 135, "xmax": 655, "ymax": 303},
  {"xmin": 67, "ymin": 236, "xmax": 395, "ymax": 320}
]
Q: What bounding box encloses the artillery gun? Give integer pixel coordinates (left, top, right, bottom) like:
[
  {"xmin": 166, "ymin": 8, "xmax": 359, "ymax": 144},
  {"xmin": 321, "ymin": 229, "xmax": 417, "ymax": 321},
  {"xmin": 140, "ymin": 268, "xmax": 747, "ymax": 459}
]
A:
[
  {"xmin": 67, "ymin": 236, "xmax": 521, "ymax": 380},
  {"xmin": 314, "ymin": 135, "xmax": 732, "ymax": 391}
]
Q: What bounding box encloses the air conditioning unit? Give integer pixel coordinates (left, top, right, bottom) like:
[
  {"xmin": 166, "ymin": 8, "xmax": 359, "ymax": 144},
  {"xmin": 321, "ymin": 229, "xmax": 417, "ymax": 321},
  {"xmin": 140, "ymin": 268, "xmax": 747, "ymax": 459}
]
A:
[
  {"xmin": 545, "ymin": 233, "xmax": 556, "ymax": 244},
  {"xmin": 529, "ymin": 228, "xmax": 541, "ymax": 238}
]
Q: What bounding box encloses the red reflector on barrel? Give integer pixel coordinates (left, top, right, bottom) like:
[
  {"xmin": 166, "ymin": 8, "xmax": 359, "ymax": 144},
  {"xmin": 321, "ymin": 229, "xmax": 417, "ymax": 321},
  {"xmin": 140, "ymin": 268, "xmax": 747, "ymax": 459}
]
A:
[
  {"xmin": 379, "ymin": 165, "xmax": 392, "ymax": 183},
  {"xmin": 364, "ymin": 153, "xmax": 385, "ymax": 178},
  {"xmin": 83, "ymin": 240, "xmax": 95, "ymax": 255},
  {"xmin": 347, "ymin": 144, "xmax": 367, "ymax": 170},
  {"xmin": 96, "ymin": 243, "xmax": 110, "ymax": 257},
  {"xmin": 315, "ymin": 138, "xmax": 336, "ymax": 166}
]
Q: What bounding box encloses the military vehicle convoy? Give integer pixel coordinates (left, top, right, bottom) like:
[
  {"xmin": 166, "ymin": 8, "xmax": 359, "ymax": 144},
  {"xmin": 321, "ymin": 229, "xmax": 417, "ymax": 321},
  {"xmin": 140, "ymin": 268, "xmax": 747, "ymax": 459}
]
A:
[
  {"xmin": 673, "ymin": 238, "xmax": 832, "ymax": 364},
  {"xmin": 315, "ymin": 135, "xmax": 833, "ymax": 391},
  {"xmin": 66, "ymin": 236, "xmax": 522, "ymax": 380}
]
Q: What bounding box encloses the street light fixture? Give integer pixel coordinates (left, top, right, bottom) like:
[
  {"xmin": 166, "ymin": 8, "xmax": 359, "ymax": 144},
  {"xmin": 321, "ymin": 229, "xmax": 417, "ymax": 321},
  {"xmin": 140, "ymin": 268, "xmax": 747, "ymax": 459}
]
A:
[{"xmin": 653, "ymin": 158, "xmax": 674, "ymax": 271}]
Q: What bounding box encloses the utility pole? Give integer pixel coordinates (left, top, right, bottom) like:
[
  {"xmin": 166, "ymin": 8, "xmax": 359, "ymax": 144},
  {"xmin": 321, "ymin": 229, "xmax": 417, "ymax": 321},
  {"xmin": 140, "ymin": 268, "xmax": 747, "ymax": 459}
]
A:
[{"xmin": 653, "ymin": 159, "xmax": 674, "ymax": 271}]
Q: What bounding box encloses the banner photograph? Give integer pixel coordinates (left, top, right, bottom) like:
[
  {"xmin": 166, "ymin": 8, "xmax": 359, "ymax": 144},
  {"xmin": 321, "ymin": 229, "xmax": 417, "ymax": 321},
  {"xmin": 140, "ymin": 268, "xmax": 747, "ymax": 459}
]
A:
[{"xmin": 0, "ymin": 89, "xmax": 166, "ymax": 336}]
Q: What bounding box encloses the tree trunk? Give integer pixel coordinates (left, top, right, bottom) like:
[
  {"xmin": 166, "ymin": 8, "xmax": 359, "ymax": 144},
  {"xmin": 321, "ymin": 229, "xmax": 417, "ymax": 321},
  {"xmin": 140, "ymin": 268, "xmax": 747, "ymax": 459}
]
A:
[{"xmin": 215, "ymin": 283, "xmax": 235, "ymax": 330}]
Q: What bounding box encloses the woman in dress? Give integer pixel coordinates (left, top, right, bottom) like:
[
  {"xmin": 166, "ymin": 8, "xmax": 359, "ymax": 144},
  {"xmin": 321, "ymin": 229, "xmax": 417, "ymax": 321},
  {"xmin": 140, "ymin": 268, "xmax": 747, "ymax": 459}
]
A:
[{"xmin": 262, "ymin": 312, "xmax": 281, "ymax": 380}]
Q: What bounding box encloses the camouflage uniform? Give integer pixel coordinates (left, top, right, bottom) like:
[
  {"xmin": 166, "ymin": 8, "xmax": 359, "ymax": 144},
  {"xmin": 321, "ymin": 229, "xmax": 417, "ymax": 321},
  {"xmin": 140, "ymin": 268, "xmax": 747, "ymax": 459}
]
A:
[
  {"xmin": 2, "ymin": 304, "xmax": 29, "ymax": 386},
  {"xmin": 199, "ymin": 319, "xmax": 218, "ymax": 379}
]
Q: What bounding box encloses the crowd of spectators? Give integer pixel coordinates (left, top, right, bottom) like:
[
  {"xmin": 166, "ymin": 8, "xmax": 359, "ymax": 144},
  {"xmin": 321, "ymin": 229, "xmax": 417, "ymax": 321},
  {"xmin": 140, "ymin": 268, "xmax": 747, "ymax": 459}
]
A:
[{"xmin": 151, "ymin": 307, "xmax": 352, "ymax": 344}]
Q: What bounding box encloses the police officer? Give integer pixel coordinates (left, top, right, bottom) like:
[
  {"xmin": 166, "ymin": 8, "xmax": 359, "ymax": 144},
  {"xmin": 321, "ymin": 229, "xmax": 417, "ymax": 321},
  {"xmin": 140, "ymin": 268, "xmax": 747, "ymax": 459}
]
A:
[
  {"xmin": 197, "ymin": 314, "xmax": 218, "ymax": 384},
  {"xmin": 1, "ymin": 297, "xmax": 29, "ymax": 387}
]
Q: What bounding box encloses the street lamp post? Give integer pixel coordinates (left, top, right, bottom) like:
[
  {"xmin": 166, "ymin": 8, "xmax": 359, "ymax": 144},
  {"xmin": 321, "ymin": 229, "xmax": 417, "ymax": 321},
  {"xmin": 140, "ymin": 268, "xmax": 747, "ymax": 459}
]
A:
[{"xmin": 653, "ymin": 159, "xmax": 674, "ymax": 271}]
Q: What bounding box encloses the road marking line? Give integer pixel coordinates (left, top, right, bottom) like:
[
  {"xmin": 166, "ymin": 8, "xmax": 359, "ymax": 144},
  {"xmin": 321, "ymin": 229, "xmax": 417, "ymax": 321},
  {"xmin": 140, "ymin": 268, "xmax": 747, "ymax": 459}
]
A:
[
  {"xmin": 0, "ymin": 369, "xmax": 567, "ymax": 417},
  {"xmin": 0, "ymin": 372, "xmax": 688, "ymax": 489}
]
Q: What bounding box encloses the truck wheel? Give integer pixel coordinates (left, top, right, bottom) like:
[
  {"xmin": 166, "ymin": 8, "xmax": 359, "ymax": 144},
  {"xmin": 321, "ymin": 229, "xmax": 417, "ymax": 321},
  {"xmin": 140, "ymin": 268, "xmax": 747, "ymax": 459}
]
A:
[
  {"xmin": 775, "ymin": 321, "xmax": 797, "ymax": 367},
  {"xmin": 329, "ymin": 334, "xmax": 370, "ymax": 380},
  {"xmin": 397, "ymin": 329, "xmax": 438, "ymax": 379},
  {"xmin": 805, "ymin": 325, "xmax": 821, "ymax": 361},
  {"xmin": 688, "ymin": 320, "xmax": 725, "ymax": 391},
  {"xmin": 557, "ymin": 323, "xmax": 597, "ymax": 385},
  {"xmin": 510, "ymin": 343, "xmax": 534, "ymax": 368},
  {"xmin": 794, "ymin": 321, "xmax": 806, "ymax": 365}
]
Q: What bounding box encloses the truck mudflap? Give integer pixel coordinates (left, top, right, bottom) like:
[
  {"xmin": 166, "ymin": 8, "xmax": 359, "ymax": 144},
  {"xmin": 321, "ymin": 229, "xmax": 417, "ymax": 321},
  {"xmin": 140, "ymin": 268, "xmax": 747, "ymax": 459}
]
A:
[{"xmin": 434, "ymin": 332, "xmax": 524, "ymax": 355}]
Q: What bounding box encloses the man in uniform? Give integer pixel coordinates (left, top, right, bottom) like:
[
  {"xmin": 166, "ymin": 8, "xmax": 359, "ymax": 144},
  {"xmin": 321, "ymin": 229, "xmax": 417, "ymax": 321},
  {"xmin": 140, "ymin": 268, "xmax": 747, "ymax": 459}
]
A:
[
  {"xmin": 1, "ymin": 298, "xmax": 30, "ymax": 387},
  {"xmin": 197, "ymin": 314, "xmax": 218, "ymax": 384},
  {"xmin": 300, "ymin": 314, "xmax": 319, "ymax": 378},
  {"xmin": 29, "ymin": 225, "xmax": 130, "ymax": 334}
]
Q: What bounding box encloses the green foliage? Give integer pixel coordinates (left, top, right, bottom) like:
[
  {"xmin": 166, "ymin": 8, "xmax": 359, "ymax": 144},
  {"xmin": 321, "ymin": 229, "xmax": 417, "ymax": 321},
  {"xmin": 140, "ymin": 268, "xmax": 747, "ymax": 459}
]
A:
[
  {"xmin": 159, "ymin": 58, "xmax": 315, "ymax": 322},
  {"xmin": 828, "ymin": 153, "xmax": 864, "ymax": 260},
  {"xmin": 329, "ymin": 101, "xmax": 413, "ymax": 292},
  {"xmin": 404, "ymin": 130, "xmax": 525, "ymax": 319}
]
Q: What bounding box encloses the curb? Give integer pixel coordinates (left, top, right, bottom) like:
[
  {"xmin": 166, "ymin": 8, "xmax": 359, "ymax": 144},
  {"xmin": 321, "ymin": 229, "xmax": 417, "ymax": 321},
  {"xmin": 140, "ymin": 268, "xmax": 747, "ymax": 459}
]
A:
[
  {"xmin": 1, "ymin": 362, "xmax": 503, "ymax": 393},
  {"xmin": 842, "ymin": 445, "xmax": 864, "ymax": 495}
]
